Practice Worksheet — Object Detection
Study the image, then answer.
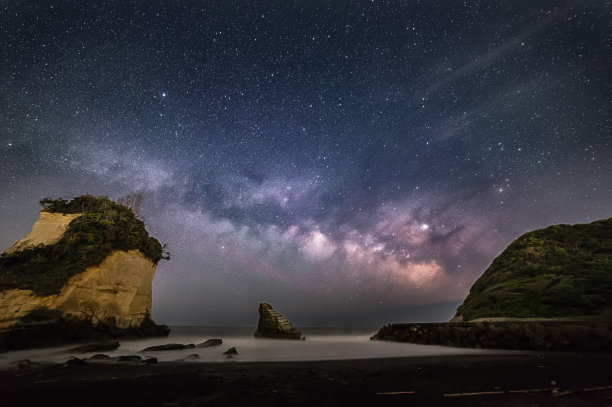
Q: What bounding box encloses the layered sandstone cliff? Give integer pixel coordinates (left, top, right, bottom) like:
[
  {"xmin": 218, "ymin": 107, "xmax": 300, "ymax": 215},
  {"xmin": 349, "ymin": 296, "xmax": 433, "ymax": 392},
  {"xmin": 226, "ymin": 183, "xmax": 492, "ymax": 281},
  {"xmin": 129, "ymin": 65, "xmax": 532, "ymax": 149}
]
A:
[
  {"xmin": 254, "ymin": 302, "xmax": 302, "ymax": 339},
  {"xmin": 0, "ymin": 196, "xmax": 169, "ymax": 350},
  {"xmin": 0, "ymin": 250, "xmax": 156, "ymax": 331},
  {"xmin": 4, "ymin": 212, "xmax": 81, "ymax": 254}
]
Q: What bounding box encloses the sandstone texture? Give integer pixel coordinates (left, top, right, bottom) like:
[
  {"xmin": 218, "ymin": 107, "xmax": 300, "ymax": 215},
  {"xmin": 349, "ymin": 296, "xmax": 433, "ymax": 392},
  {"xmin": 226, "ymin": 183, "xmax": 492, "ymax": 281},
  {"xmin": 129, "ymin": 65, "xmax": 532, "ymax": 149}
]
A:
[
  {"xmin": 0, "ymin": 197, "xmax": 170, "ymax": 350},
  {"xmin": 0, "ymin": 250, "xmax": 158, "ymax": 330},
  {"xmin": 254, "ymin": 302, "xmax": 302, "ymax": 339},
  {"xmin": 4, "ymin": 212, "xmax": 81, "ymax": 254}
]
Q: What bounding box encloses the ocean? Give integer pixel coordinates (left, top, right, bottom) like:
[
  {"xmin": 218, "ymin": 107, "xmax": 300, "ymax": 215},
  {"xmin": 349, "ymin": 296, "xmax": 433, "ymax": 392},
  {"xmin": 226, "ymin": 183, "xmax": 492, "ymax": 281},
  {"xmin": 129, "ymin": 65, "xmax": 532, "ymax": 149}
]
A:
[{"xmin": 0, "ymin": 326, "xmax": 502, "ymax": 368}]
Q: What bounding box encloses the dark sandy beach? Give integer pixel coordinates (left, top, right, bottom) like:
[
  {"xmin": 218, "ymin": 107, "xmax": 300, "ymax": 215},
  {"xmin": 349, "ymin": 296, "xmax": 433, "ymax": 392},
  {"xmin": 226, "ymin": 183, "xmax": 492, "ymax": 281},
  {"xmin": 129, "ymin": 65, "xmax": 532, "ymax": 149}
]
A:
[{"xmin": 1, "ymin": 352, "xmax": 611, "ymax": 406}]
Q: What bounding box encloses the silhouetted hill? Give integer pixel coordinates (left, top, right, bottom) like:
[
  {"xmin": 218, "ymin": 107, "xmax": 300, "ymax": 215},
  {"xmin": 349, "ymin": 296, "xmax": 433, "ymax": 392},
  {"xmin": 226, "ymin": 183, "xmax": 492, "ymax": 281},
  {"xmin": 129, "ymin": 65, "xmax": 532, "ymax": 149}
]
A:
[{"xmin": 453, "ymin": 218, "xmax": 612, "ymax": 321}]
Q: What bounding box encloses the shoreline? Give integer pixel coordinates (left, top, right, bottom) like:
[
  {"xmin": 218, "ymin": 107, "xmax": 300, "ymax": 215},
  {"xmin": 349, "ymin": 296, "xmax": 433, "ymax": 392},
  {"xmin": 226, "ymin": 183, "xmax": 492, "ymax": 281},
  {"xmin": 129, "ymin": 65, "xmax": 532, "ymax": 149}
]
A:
[{"xmin": 2, "ymin": 352, "xmax": 611, "ymax": 406}]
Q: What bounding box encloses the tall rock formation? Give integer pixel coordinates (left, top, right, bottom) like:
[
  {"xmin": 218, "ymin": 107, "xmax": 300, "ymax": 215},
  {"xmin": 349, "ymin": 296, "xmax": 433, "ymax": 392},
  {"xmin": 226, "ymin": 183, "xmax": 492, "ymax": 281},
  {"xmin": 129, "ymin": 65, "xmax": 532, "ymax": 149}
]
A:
[
  {"xmin": 0, "ymin": 195, "xmax": 170, "ymax": 350},
  {"xmin": 254, "ymin": 303, "xmax": 302, "ymax": 339}
]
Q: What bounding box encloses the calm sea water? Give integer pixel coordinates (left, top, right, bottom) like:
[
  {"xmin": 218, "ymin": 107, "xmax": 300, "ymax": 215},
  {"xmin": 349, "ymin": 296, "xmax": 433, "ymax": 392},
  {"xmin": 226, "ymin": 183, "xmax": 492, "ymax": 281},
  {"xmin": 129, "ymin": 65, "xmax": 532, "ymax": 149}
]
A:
[{"xmin": 0, "ymin": 326, "xmax": 502, "ymax": 368}]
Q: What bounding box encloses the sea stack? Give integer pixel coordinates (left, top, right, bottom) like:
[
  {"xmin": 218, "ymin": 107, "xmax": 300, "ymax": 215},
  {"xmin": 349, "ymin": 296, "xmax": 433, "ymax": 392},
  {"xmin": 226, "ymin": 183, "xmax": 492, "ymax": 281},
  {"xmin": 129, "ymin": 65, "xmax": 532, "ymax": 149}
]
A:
[
  {"xmin": 0, "ymin": 195, "xmax": 170, "ymax": 350},
  {"xmin": 254, "ymin": 302, "xmax": 302, "ymax": 339}
]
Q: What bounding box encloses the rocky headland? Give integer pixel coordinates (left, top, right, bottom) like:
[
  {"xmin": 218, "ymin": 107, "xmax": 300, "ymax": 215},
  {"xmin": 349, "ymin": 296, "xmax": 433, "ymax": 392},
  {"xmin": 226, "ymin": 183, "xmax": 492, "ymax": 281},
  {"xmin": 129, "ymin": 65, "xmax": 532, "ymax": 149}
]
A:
[
  {"xmin": 373, "ymin": 218, "xmax": 612, "ymax": 350},
  {"xmin": 0, "ymin": 195, "xmax": 170, "ymax": 351},
  {"xmin": 254, "ymin": 302, "xmax": 302, "ymax": 339}
]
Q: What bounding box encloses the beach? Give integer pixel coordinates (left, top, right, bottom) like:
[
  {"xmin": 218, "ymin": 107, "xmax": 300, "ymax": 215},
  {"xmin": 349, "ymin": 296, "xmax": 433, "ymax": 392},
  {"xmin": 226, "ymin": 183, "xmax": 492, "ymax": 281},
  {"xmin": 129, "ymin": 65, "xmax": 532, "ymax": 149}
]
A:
[{"xmin": 1, "ymin": 351, "xmax": 611, "ymax": 406}]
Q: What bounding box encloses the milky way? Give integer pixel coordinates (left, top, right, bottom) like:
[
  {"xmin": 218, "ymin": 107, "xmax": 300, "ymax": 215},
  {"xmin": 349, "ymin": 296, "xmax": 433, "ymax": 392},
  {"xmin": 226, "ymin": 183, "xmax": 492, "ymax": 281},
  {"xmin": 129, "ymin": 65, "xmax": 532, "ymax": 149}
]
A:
[{"xmin": 1, "ymin": 1, "xmax": 610, "ymax": 325}]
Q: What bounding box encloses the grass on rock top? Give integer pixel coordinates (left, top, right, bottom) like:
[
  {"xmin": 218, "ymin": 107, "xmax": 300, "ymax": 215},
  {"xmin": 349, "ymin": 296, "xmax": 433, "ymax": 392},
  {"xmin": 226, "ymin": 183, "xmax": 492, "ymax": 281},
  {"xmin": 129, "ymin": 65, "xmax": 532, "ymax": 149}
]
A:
[
  {"xmin": 455, "ymin": 218, "xmax": 612, "ymax": 321},
  {"xmin": 0, "ymin": 195, "xmax": 168, "ymax": 296}
]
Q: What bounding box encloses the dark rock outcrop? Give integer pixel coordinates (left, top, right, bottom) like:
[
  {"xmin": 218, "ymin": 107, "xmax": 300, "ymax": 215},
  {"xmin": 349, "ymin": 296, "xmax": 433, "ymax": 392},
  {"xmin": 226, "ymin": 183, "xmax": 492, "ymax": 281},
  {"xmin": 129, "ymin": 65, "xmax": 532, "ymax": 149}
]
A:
[
  {"xmin": 88, "ymin": 354, "xmax": 111, "ymax": 360},
  {"xmin": 223, "ymin": 347, "xmax": 238, "ymax": 355},
  {"xmin": 10, "ymin": 359, "xmax": 41, "ymax": 370},
  {"xmin": 0, "ymin": 311, "xmax": 169, "ymax": 352},
  {"xmin": 141, "ymin": 343, "xmax": 195, "ymax": 352},
  {"xmin": 372, "ymin": 321, "xmax": 612, "ymax": 351},
  {"xmin": 254, "ymin": 302, "xmax": 302, "ymax": 339},
  {"xmin": 65, "ymin": 357, "xmax": 87, "ymax": 366},
  {"xmin": 116, "ymin": 355, "xmax": 142, "ymax": 362},
  {"xmin": 196, "ymin": 338, "xmax": 222, "ymax": 348},
  {"xmin": 67, "ymin": 341, "xmax": 120, "ymax": 353}
]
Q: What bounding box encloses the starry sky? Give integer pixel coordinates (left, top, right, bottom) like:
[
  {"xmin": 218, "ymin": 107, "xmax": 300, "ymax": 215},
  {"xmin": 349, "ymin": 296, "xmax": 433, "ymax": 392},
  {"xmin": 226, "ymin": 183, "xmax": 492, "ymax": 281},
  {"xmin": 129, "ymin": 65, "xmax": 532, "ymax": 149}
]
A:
[{"xmin": 1, "ymin": 1, "xmax": 610, "ymax": 326}]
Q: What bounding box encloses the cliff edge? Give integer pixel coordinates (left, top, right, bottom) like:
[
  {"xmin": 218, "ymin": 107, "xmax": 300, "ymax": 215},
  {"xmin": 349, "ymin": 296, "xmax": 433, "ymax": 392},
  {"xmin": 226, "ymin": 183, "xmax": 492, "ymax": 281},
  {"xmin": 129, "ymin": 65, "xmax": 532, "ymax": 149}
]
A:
[{"xmin": 0, "ymin": 195, "xmax": 169, "ymax": 350}]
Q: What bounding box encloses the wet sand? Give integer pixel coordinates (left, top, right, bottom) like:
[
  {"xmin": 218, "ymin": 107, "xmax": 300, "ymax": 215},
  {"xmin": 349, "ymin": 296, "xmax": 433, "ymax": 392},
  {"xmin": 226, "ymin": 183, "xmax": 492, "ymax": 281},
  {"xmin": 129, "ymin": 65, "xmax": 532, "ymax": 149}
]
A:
[{"xmin": 1, "ymin": 352, "xmax": 611, "ymax": 406}]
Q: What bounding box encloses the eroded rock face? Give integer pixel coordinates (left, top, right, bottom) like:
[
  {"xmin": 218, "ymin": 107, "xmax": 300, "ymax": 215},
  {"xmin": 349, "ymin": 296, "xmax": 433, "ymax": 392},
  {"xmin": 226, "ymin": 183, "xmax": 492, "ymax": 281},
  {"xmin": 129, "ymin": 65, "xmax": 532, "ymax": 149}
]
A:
[
  {"xmin": 254, "ymin": 302, "xmax": 301, "ymax": 339},
  {"xmin": 4, "ymin": 212, "xmax": 81, "ymax": 254},
  {"xmin": 0, "ymin": 250, "xmax": 157, "ymax": 331}
]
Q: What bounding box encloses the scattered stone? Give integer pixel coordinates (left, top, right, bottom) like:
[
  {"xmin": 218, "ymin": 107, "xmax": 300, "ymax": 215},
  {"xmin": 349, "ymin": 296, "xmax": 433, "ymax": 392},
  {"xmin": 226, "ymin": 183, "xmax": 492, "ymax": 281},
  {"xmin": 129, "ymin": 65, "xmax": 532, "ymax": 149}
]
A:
[
  {"xmin": 223, "ymin": 347, "xmax": 238, "ymax": 355},
  {"xmin": 67, "ymin": 341, "xmax": 120, "ymax": 353},
  {"xmin": 9, "ymin": 359, "xmax": 41, "ymax": 369},
  {"xmin": 88, "ymin": 354, "xmax": 111, "ymax": 360},
  {"xmin": 65, "ymin": 357, "xmax": 87, "ymax": 366},
  {"xmin": 196, "ymin": 338, "xmax": 223, "ymax": 348},
  {"xmin": 254, "ymin": 302, "xmax": 302, "ymax": 339},
  {"xmin": 116, "ymin": 355, "xmax": 142, "ymax": 362},
  {"xmin": 141, "ymin": 343, "xmax": 195, "ymax": 352}
]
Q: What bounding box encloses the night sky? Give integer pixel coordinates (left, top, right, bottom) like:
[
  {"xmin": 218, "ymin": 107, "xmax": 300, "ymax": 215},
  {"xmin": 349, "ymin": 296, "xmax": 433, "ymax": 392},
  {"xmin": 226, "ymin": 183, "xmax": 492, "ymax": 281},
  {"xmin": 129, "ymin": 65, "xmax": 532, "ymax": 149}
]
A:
[{"xmin": 1, "ymin": 1, "xmax": 610, "ymax": 326}]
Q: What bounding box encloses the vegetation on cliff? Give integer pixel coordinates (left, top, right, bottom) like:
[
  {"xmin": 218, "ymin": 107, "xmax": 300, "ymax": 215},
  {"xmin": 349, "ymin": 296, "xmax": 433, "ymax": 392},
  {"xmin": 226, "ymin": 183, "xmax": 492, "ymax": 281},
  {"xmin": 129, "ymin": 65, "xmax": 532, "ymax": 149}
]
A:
[
  {"xmin": 454, "ymin": 218, "xmax": 612, "ymax": 321},
  {"xmin": 0, "ymin": 195, "xmax": 169, "ymax": 296}
]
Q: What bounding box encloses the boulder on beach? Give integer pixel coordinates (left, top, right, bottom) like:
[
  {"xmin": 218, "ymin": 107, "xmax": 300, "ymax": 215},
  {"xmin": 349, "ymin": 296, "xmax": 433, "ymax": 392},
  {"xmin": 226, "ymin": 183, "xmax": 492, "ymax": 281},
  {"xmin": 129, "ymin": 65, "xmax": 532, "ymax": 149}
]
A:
[
  {"xmin": 116, "ymin": 355, "xmax": 142, "ymax": 362},
  {"xmin": 223, "ymin": 347, "xmax": 238, "ymax": 355},
  {"xmin": 196, "ymin": 338, "xmax": 222, "ymax": 348},
  {"xmin": 67, "ymin": 341, "xmax": 120, "ymax": 353},
  {"xmin": 65, "ymin": 357, "xmax": 87, "ymax": 367},
  {"xmin": 141, "ymin": 343, "xmax": 195, "ymax": 352},
  {"xmin": 254, "ymin": 302, "xmax": 302, "ymax": 339},
  {"xmin": 88, "ymin": 354, "xmax": 112, "ymax": 360}
]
